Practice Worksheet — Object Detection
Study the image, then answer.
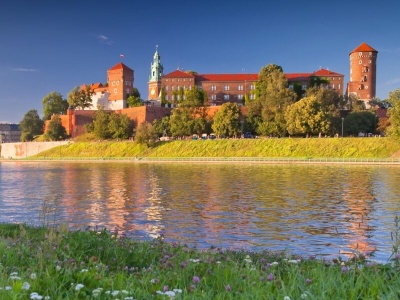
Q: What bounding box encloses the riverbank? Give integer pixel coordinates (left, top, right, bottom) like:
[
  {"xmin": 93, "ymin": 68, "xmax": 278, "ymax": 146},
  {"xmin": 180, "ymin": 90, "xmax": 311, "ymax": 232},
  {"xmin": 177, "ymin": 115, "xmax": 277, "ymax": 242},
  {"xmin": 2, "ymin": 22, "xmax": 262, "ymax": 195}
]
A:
[
  {"xmin": 1, "ymin": 137, "xmax": 400, "ymax": 161},
  {"xmin": 1, "ymin": 223, "xmax": 399, "ymax": 299}
]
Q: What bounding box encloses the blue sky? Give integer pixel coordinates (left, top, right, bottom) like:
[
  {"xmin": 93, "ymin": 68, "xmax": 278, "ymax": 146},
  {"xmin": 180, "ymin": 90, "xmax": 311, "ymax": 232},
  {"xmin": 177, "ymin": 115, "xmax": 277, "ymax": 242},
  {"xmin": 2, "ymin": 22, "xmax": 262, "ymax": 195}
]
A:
[{"xmin": 1, "ymin": 0, "xmax": 399, "ymax": 123}]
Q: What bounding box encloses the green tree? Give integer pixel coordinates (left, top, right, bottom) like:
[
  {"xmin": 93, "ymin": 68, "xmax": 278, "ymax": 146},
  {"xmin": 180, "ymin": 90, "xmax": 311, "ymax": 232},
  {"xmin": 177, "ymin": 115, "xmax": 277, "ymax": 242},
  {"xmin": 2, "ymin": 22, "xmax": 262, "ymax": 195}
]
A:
[
  {"xmin": 67, "ymin": 85, "xmax": 94, "ymax": 110},
  {"xmin": 135, "ymin": 122, "xmax": 158, "ymax": 147},
  {"xmin": 183, "ymin": 85, "xmax": 207, "ymax": 107},
  {"xmin": 45, "ymin": 115, "xmax": 67, "ymax": 141},
  {"xmin": 160, "ymin": 86, "xmax": 167, "ymax": 107},
  {"xmin": 108, "ymin": 113, "xmax": 132, "ymax": 139},
  {"xmin": 212, "ymin": 103, "xmax": 241, "ymax": 138},
  {"xmin": 127, "ymin": 88, "xmax": 142, "ymax": 107},
  {"xmin": 285, "ymin": 96, "xmax": 330, "ymax": 137},
  {"xmin": 42, "ymin": 91, "xmax": 69, "ymax": 121},
  {"xmin": 343, "ymin": 111, "xmax": 377, "ymax": 136},
  {"xmin": 169, "ymin": 108, "xmax": 195, "ymax": 137},
  {"xmin": 385, "ymin": 89, "xmax": 400, "ymax": 138},
  {"xmin": 247, "ymin": 64, "xmax": 297, "ymax": 137},
  {"xmin": 19, "ymin": 109, "xmax": 44, "ymax": 141},
  {"xmin": 92, "ymin": 108, "xmax": 111, "ymax": 139},
  {"xmin": 153, "ymin": 116, "xmax": 171, "ymax": 137}
]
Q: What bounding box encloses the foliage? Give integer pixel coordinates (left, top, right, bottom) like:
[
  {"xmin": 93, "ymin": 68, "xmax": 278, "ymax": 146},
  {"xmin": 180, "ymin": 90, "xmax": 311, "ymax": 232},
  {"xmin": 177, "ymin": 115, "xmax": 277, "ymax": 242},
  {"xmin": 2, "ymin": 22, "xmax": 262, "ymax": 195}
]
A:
[
  {"xmin": 67, "ymin": 85, "xmax": 94, "ymax": 110},
  {"xmin": 160, "ymin": 86, "xmax": 167, "ymax": 107},
  {"xmin": 247, "ymin": 64, "xmax": 297, "ymax": 137},
  {"xmin": 386, "ymin": 89, "xmax": 400, "ymax": 138},
  {"xmin": 126, "ymin": 88, "xmax": 142, "ymax": 107},
  {"xmin": 212, "ymin": 102, "xmax": 242, "ymax": 137},
  {"xmin": 1, "ymin": 223, "xmax": 400, "ymax": 299},
  {"xmin": 19, "ymin": 109, "xmax": 44, "ymax": 141},
  {"xmin": 344, "ymin": 111, "xmax": 378, "ymax": 136},
  {"xmin": 135, "ymin": 122, "xmax": 158, "ymax": 147},
  {"xmin": 285, "ymin": 96, "xmax": 331, "ymax": 136},
  {"xmin": 153, "ymin": 116, "xmax": 171, "ymax": 137},
  {"xmin": 183, "ymin": 85, "xmax": 207, "ymax": 107},
  {"xmin": 108, "ymin": 113, "xmax": 132, "ymax": 139},
  {"xmin": 42, "ymin": 91, "xmax": 69, "ymax": 121},
  {"xmin": 44, "ymin": 115, "xmax": 68, "ymax": 141},
  {"xmin": 92, "ymin": 108, "xmax": 110, "ymax": 139},
  {"xmin": 91, "ymin": 109, "xmax": 131, "ymax": 140},
  {"xmin": 169, "ymin": 108, "xmax": 195, "ymax": 137}
]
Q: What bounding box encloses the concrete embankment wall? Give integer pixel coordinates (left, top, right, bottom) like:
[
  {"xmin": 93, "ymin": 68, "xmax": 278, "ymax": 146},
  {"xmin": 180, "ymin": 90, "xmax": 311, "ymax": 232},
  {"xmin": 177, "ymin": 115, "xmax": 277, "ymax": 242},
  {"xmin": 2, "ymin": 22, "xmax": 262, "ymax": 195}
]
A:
[{"xmin": 0, "ymin": 141, "xmax": 70, "ymax": 159}]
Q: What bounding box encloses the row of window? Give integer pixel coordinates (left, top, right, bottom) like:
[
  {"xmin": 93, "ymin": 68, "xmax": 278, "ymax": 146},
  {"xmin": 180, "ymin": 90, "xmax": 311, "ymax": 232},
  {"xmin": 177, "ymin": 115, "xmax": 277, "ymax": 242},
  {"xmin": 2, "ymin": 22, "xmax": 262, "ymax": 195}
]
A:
[
  {"xmin": 164, "ymin": 94, "xmax": 255, "ymax": 101},
  {"xmin": 111, "ymin": 80, "xmax": 132, "ymax": 86},
  {"xmin": 165, "ymin": 86, "xmax": 192, "ymax": 91},
  {"xmin": 164, "ymin": 78, "xmax": 192, "ymax": 82}
]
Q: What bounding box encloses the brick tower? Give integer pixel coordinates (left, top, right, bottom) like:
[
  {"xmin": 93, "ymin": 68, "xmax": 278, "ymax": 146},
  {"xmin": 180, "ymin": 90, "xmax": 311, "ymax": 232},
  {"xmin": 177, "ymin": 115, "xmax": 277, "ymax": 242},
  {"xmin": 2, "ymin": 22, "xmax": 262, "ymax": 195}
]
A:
[
  {"xmin": 347, "ymin": 42, "xmax": 378, "ymax": 107},
  {"xmin": 107, "ymin": 62, "xmax": 134, "ymax": 109},
  {"xmin": 148, "ymin": 46, "xmax": 164, "ymax": 101}
]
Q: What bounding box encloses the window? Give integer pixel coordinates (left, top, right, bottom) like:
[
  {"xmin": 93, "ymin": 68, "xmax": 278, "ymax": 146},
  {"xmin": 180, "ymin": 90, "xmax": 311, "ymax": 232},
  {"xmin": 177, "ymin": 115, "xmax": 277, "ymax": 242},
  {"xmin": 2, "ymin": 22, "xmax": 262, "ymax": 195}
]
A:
[
  {"xmin": 165, "ymin": 79, "xmax": 169, "ymax": 82},
  {"xmin": 126, "ymin": 88, "xmax": 130, "ymax": 94},
  {"xmin": 211, "ymin": 85, "xmax": 216, "ymax": 91},
  {"xmin": 331, "ymin": 84, "xmax": 335, "ymax": 89},
  {"xmin": 224, "ymin": 94, "xmax": 230, "ymax": 100},
  {"xmin": 365, "ymin": 85, "xmax": 369, "ymax": 89},
  {"xmin": 165, "ymin": 95, "xmax": 168, "ymax": 101},
  {"xmin": 116, "ymin": 81, "xmax": 119, "ymax": 85},
  {"xmin": 171, "ymin": 86, "xmax": 174, "ymax": 90},
  {"xmin": 359, "ymin": 60, "xmax": 362, "ymax": 64},
  {"xmin": 171, "ymin": 95, "xmax": 174, "ymax": 101},
  {"xmin": 238, "ymin": 85, "xmax": 243, "ymax": 91},
  {"xmin": 114, "ymin": 88, "xmax": 117, "ymax": 94},
  {"xmin": 112, "ymin": 81, "xmax": 115, "ymax": 86},
  {"xmin": 238, "ymin": 94, "xmax": 243, "ymax": 100},
  {"xmin": 177, "ymin": 79, "xmax": 180, "ymax": 82},
  {"xmin": 211, "ymin": 94, "xmax": 216, "ymax": 100},
  {"xmin": 165, "ymin": 86, "xmax": 168, "ymax": 91},
  {"xmin": 224, "ymin": 85, "xmax": 230, "ymax": 91},
  {"xmin": 250, "ymin": 84, "xmax": 255, "ymax": 90},
  {"xmin": 302, "ymin": 84, "xmax": 307, "ymax": 90},
  {"xmin": 289, "ymin": 84, "xmax": 293, "ymax": 90},
  {"xmin": 250, "ymin": 94, "xmax": 255, "ymax": 100},
  {"xmin": 338, "ymin": 84, "xmax": 341, "ymax": 89}
]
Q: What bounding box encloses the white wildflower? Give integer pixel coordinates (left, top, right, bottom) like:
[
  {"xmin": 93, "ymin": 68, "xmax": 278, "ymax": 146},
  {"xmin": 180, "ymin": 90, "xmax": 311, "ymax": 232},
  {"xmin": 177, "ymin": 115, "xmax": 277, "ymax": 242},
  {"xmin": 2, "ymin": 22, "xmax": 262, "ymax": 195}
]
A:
[
  {"xmin": 173, "ymin": 288, "xmax": 182, "ymax": 293},
  {"xmin": 75, "ymin": 284, "xmax": 84, "ymax": 291},
  {"xmin": 81, "ymin": 269, "xmax": 88, "ymax": 273},
  {"xmin": 22, "ymin": 282, "xmax": 31, "ymax": 290},
  {"xmin": 164, "ymin": 291, "xmax": 176, "ymax": 297},
  {"xmin": 30, "ymin": 292, "xmax": 43, "ymax": 299},
  {"xmin": 301, "ymin": 293, "xmax": 308, "ymax": 299},
  {"xmin": 121, "ymin": 290, "xmax": 129, "ymax": 294},
  {"xmin": 56, "ymin": 265, "xmax": 61, "ymax": 271},
  {"xmin": 189, "ymin": 258, "xmax": 200, "ymax": 263},
  {"xmin": 270, "ymin": 261, "xmax": 279, "ymax": 266},
  {"xmin": 284, "ymin": 297, "xmax": 291, "ymax": 300},
  {"xmin": 5, "ymin": 286, "xmax": 12, "ymax": 290},
  {"xmin": 30, "ymin": 273, "xmax": 37, "ymax": 280},
  {"xmin": 111, "ymin": 290, "xmax": 120, "ymax": 296},
  {"xmin": 288, "ymin": 260, "xmax": 299, "ymax": 264}
]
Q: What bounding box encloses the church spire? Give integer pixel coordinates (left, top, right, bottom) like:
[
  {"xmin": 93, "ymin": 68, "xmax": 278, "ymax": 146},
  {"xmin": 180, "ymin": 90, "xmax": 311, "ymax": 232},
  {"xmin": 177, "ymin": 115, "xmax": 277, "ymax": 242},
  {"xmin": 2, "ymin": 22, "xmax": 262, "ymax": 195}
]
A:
[{"xmin": 149, "ymin": 45, "xmax": 163, "ymax": 82}]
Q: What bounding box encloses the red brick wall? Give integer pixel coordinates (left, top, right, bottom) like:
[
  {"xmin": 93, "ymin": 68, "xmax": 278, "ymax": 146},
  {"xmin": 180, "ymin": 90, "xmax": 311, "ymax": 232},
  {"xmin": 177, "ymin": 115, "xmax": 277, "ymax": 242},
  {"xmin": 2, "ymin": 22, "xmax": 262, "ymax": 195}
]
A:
[{"xmin": 348, "ymin": 51, "xmax": 377, "ymax": 101}]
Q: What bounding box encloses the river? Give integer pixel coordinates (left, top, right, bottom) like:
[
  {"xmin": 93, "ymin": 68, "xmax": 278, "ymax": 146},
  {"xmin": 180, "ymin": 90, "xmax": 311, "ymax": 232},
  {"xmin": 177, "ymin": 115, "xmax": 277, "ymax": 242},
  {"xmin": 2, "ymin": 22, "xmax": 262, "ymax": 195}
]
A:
[{"xmin": 1, "ymin": 161, "xmax": 400, "ymax": 262}]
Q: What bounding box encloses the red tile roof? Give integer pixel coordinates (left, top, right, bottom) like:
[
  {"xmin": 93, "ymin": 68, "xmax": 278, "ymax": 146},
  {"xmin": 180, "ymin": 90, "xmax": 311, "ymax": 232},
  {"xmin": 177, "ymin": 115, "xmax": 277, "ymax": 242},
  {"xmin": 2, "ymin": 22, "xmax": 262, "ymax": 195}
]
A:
[
  {"xmin": 162, "ymin": 69, "xmax": 195, "ymax": 78},
  {"xmin": 108, "ymin": 62, "xmax": 133, "ymax": 71},
  {"xmin": 285, "ymin": 73, "xmax": 312, "ymax": 80},
  {"xmin": 350, "ymin": 42, "xmax": 378, "ymax": 54},
  {"xmin": 311, "ymin": 69, "xmax": 343, "ymax": 76},
  {"xmin": 196, "ymin": 74, "xmax": 258, "ymax": 81}
]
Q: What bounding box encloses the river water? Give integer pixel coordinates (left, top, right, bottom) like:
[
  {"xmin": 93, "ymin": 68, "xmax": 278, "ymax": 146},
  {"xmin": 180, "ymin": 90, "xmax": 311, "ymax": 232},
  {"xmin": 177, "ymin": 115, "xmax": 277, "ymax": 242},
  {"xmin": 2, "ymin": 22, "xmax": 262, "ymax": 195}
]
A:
[{"xmin": 1, "ymin": 161, "xmax": 400, "ymax": 262}]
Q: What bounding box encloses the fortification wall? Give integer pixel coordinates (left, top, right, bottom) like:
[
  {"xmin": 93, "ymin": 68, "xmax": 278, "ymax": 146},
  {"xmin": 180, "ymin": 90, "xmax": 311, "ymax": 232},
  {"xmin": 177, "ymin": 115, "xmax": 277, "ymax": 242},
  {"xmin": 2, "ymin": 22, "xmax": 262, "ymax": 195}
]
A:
[{"xmin": 0, "ymin": 141, "xmax": 70, "ymax": 159}]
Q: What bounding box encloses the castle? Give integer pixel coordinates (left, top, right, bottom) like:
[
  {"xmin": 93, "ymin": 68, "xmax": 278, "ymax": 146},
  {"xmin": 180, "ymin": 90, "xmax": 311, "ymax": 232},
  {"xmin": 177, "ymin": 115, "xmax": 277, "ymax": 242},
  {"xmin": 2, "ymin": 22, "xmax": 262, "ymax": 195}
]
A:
[{"xmin": 56, "ymin": 42, "xmax": 377, "ymax": 138}]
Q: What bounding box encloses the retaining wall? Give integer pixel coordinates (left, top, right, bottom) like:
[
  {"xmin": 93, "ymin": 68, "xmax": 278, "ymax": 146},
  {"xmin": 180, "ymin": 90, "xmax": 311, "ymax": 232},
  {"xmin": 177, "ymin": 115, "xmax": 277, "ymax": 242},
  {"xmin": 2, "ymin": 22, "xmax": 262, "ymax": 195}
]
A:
[{"xmin": 0, "ymin": 141, "xmax": 70, "ymax": 159}]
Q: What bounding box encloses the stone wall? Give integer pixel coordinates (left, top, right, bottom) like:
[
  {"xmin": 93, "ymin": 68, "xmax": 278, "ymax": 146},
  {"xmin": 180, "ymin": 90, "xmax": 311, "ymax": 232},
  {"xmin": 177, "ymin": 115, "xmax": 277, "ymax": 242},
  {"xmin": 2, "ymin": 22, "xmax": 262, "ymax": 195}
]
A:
[{"xmin": 0, "ymin": 141, "xmax": 70, "ymax": 159}]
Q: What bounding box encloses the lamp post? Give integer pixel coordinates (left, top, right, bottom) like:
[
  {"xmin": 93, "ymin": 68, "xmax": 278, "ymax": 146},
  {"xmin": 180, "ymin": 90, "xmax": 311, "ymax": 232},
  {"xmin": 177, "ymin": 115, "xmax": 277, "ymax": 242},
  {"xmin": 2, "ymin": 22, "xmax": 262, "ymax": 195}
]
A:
[{"xmin": 341, "ymin": 117, "xmax": 344, "ymax": 137}]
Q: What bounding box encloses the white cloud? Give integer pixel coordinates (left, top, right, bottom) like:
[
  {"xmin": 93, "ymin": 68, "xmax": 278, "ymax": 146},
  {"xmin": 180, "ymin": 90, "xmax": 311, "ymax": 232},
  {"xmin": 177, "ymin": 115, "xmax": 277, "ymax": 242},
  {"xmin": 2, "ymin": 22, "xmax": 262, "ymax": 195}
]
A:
[
  {"xmin": 12, "ymin": 68, "xmax": 38, "ymax": 72},
  {"xmin": 97, "ymin": 34, "xmax": 113, "ymax": 45}
]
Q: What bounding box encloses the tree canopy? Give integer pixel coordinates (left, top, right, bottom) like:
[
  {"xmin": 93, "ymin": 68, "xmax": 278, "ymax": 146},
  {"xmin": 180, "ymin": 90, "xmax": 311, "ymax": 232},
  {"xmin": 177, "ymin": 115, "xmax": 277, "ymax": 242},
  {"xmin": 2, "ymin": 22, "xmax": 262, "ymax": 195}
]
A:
[
  {"xmin": 247, "ymin": 64, "xmax": 297, "ymax": 137},
  {"xmin": 212, "ymin": 103, "xmax": 242, "ymax": 138},
  {"xmin": 19, "ymin": 109, "xmax": 44, "ymax": 141},
  {"xmin": 45, "ymin": 115, "xmax": 68, "ymax": 141},
  {"xmin": 67, "ymin": 85, "xmax": 94, "ymax": 109},
  {"xmin": 42, "ymin": 91, "xmax": 69, "ymax": 121},
  {"xmin": 285, "ymin": 96, "xmax": 330, "ymax": 136},
  {"xmin": 386, "ymin": 89, "xmax": 400, "ymax": 138},
  {"xmin": 126, "ymin": 88, "xmax": 142, "ymax": 107},
  {"xmin": 135, "ymin": 122, "xmax": 158, "ymax": 147}
]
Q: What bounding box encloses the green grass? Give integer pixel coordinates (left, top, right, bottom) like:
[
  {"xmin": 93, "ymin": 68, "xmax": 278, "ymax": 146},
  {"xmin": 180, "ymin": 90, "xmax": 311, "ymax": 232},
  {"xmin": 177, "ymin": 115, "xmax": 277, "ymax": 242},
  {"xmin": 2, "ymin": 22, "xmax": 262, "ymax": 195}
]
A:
[
  {"xmin": 29, "ymin": 137, "xmax": 400, "ymax": 160},
  {"xmin": 1, "ymin": 223, "xmax": 400, "ymax": 299}
]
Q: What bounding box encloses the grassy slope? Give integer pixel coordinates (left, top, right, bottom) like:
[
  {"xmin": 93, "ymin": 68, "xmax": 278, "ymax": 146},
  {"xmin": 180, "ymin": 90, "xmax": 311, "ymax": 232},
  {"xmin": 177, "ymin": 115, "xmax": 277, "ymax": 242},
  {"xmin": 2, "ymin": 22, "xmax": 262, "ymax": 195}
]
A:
[{"xmin": 31, "ymin": 137, "xmax": 400, "ymax": 159}]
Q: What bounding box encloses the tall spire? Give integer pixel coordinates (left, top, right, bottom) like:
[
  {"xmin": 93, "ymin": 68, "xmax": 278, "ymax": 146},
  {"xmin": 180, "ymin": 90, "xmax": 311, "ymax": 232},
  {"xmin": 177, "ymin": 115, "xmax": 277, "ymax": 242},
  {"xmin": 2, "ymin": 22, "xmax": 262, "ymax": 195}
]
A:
[{"xmin": 149, "ymin": 45, "xmax": 163, "ymax": 82}]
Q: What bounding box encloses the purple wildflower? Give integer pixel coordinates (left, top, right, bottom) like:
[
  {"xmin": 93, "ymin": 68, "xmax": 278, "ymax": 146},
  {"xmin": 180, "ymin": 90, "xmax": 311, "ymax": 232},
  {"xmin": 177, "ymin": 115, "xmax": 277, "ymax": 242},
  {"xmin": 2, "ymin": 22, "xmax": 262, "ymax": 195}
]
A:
[
  {"xmin": 193, "ymin": 276, "xmax": 200, "ymax": 284},
  {"xmin": 226, "ymin": 284, "xmax": 231, "ymax": 292},
  {"xmin": 267, "ymin": 273, "xmax": 274, "ymax": 281}
]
